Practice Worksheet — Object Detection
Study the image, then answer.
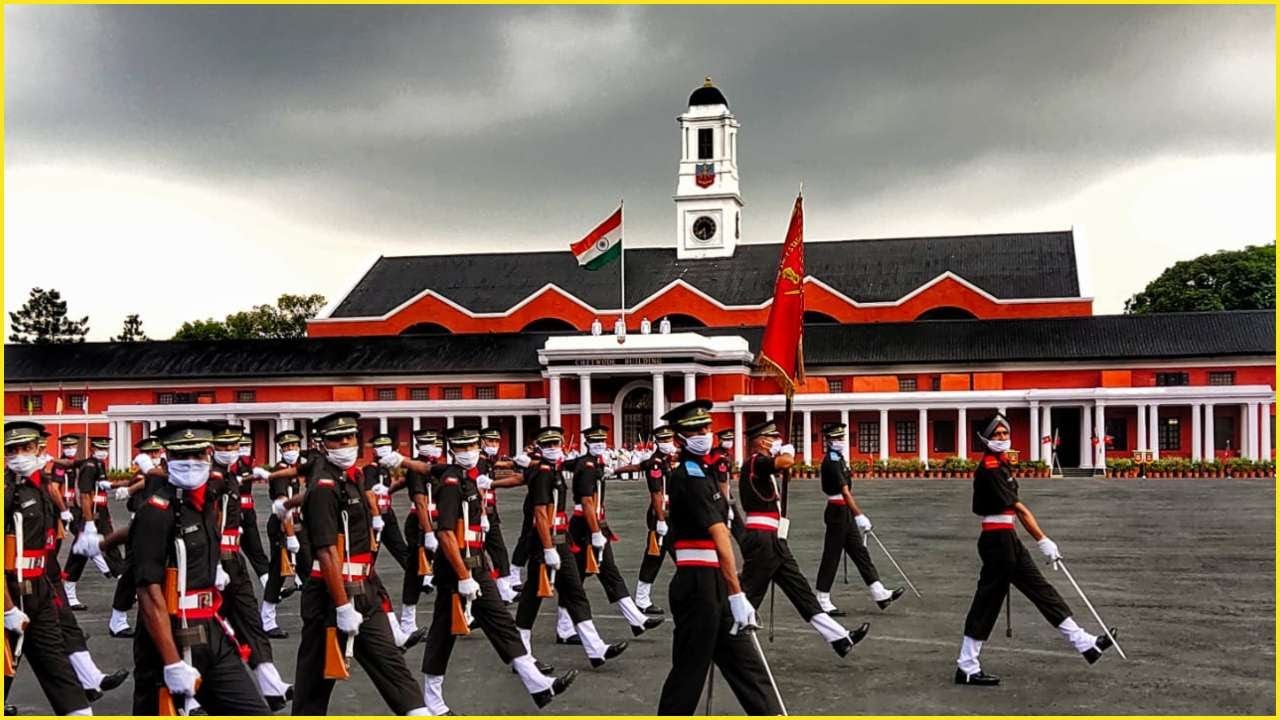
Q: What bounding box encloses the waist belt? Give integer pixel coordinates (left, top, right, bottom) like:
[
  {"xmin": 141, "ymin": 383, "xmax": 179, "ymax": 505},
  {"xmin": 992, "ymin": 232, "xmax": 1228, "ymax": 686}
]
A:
[
  {"xmin": 981, "ymin": 513, "xmax": 1015, "ymax": 531},
  {"xmin": 673, "ymin": 539, "xmax": 719, "ymax": 568},
  {"xmin": 63, "ymin": 489, "xmax": 77, "ymax": 504},
  {"xmin": 174, "ymin": 588, "xmax": 221, "ymax": 620},
  {"xmin": 376, "ymin": 495, "xmax": 392, "ymax": 513},
  {"xmin": 94, "ymin": 491, "xmax": 108, "ymax": 507},
  {"xmin": 484, "ymin": 490, "xmax": 497, "ymax": 508},
  {"xmin": 311, "ymin": 552, "xmax": 374, "ymax": 580},
  {"xmin": 553, "ymin": 512, "xmax": 568, "ymax": 532},
  {"xmin": 464, "ymin": 525, "xmax": 484, "ymax": 550},
  {"xmin": 15, "ymin": 550, "xmax": 47, "ymax": 579},
  {"xmin": 826, "ymin": 494, "xmax": 846, "ymax": 506},
  {"xmin": 239, "ymin": 495, "xmax": 254, "ymax": 510},
  {"xmin": 220, "ymin": 529, "xmax": 241, "ymax": 551},
  {"xmin": 572, "ymin": 504, "xmax": 606, "ymax": 520},
  {"xmin": 745, "ymin": 512, "xmax": 781, "ymax": 532}
]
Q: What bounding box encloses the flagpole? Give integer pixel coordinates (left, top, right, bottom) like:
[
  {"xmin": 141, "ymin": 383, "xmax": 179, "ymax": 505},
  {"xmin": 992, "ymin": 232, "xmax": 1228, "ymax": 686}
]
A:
[{"xmin": 619, "ymin": 199, "xmax": 626, "ymax": 331}]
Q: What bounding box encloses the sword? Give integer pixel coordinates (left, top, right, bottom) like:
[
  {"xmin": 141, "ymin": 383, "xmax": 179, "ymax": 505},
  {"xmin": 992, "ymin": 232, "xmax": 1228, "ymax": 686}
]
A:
[
  {"xmin": 1056, "ymin": 559, "xmax": 1126, "ymax": 660},
  {"xmin": 173, "ymin": 535, "xmax": 203, "ymax": 715},
  {"xmin": 867, "ymin": 530, "xmax": 922, "ymax": 599},
  {"xmin": 12, "ymin": 511, "xmax": 25, "ymax": 659},
  {"xmin": 748, "ymin": 630, "xmax": 788, "ymax": 716}
]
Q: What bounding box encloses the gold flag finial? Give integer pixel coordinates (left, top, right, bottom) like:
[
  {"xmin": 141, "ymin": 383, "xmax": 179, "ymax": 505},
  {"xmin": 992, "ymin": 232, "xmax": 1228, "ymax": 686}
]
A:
[{"xmin": 703, "ymin": 76, "xmax": 714, "ymax": 87}]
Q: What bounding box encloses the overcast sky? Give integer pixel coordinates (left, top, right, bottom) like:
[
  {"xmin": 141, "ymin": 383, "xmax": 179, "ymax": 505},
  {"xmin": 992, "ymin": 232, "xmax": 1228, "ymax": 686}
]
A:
[{"xmin": 4, "ymin": 5, "xmax": 1274, "ymax": 340}]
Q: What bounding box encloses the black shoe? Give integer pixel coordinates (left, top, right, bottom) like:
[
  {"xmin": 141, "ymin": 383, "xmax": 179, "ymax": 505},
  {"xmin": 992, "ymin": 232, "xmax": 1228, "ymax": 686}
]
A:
[
  {"xmin": 1083, "ymin": 628, "xmax": 1118, "ymax": 665},
  {"xmin": 532, "ymin": 669, "xmax": 578, "ymax": 708},
  {"xmin": 85, "ymin": 689, "xmax": 103, "ymax": 703},
  {"xmin": 100, "ymin": 669, "xmax": 129, "ymax": 693},
  {"xmin": 954, "ymin": 668, "xmax": 1000, "ymax": 686},
  {"xmin": 831, "ymin": 622, "xmax": 871, "ymax": 658},
  {"xmin": 69, "ymin": 601, "xmax": 88, "ymax": 611},
  {"xmin": 6, "ymin": 704, "xmax": 17, "ymax": 715},
  {"xmin": 827, "ymin": 607, "xmax": 848, "ymax": 617},
  {"xmin": 468, "ymin": 618, "xmax": 480, "ymax": 631},
  {"xmin": 265, "ymin": 695, "xmax": 289, "ymax": 713},
  {"xmin": 877, "ymin": 587, "xmax": 906, "ymax": 610},
  {"xmin": 589, "ymin": 641, "xmax": 628, "ymax": 668},
  {"xmin": 401, "ymin": 626, "xmax": 429, "ymax": 651},
  {"xmin": 510, "ymin": 591, "xmax": 522, "ymax": 604},
  {"xmin": 512, "ymin": 658, "xmax": 557, "ymax": 676},
  {"xmin": 266, "ymin": 626, "xmax": 289, "ymax": 640},
  {"xmin": 641, "ymin": 604, "xmax": 665, "ymax": 616},
  {"xmin": 632, "ymin": 617, "xmax": 665, "ymax": 636},
  {"xmin": 109, "ymin": 626, "xmax": 135, "ymax": 639},
  {"xmin": 279, "ymin": 584, "xmax": 297, "ymax": 601},
  {"xmin": 555, "ymin": 634, "xmax": 582, "ymax": 646}
]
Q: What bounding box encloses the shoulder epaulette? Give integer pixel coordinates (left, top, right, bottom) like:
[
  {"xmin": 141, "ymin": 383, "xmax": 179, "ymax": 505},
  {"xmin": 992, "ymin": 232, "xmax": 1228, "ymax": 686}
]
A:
[
  {"xmin": 983, "ymin": 456, "xmax": 1000, "ymax": 469},
  {"xmin": 148, "ymin": 496, "xmax": 170, "ymax": 509},
  {"xmin": 684, "ymin": 460, "xmax": 705, "ymax": 478},
  {"xmin": 316, "ymin": 478, "xmax": 336, "ymax": 487}
]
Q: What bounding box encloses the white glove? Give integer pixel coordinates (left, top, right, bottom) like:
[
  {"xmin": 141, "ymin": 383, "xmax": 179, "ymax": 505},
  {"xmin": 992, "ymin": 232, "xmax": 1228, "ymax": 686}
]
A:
[
  {"xmin": 475, "ymin": 474, "xmax": 493, "ymax": 490},
  {"xmin": 379, "ymin": 452, "xmax": 405, "ymax": 469},
  {"xmin": 285, "ymin": 535, "xmax": 300, "ymax": 554},
  {"xmin": 272, "ymin": 498, "xmax": 289, "ymax": 520},
  {"xmin": 4, "ymin": 606, "xmax": 29, "ymax": 633},
  {"xmin": 778, "ymin": 444, "xmax": 796, "ymax": 457},
  {"xmin": 371, "ymin": 482, "xmax": 389, "ymax": 496},
  {"xmin": 1037, "ymin": 537, "xmax": 1061, "ymax": 565},
  {"xmin": 422, "ymin": 574, "xmax": 434, "ymax": 589},
  {"xmin": 727, "ymin": 507, "xmax": 735, "ymax": 523},
  {"xmin": 335, "ymin": 602, "xmax": 363, "ymax": 635},
  {"xmin": 73, "ymin": 526, "xmax": 103, "ymax": 558},
  {"xmin": 855, "ymin": 514, "xmax": 872, "ymax": 532},
  {"xmin": 543, "ymin": 547, "xmax": 561, "ymax": 570},
  {"xmin": 115, "ymin": 487, "xmax": 130, "ymax": 501},
  {"xmin": 423, "ymin": 532, "xmax": 439, "ymax": 552},
  {"xmin": 162, "ymin": 660, "xmax": 201, "ymax": 697},
  {"xmin": 514, "ymin": 453, "xmax": 531, "ymax": 468},
  {"xmin": 371, "ymin": 514, "xmax": 385, "ymax": 532},
  {"xmin": 134, "ymin": 453, "xmax": 155, "ymax": 474},
  {"xmin": 591, "ymin": 531, "xmax": 607, "ymax": 549},
  {"xmin": 60, "ymin": 509, "xmax": 74, "ymax": 524},
  {"xmin": 252, "ymin": 467, "xmax": 270, "ymax": 481},
  {"xmin": 769, "ymin": 439, "xmax": 782, "ymax": 456},
  {"xmin": 655, "ymin": 520, "xmax": 669, "ymax": 537},
  {"xmin": 215, "ymin": 563, "xmax": 230, "ymax": 591},
  {"xmin": 456, "ymin": 576, "xmax": 481, "ymax": 602},
  {"xmin": 603, "ymin": 465, "xmax": 617, "ymax": 479},
  {"xmin": 96, "ymin": 479, "xmax": 112, "ymax": 491},
  {"xmin": 480, "ymin": 513, "xmax": 490, "ymax": 532},
  {"xmin": 728, "ymin": 592, "xmax": 760, "ymax": 635}
]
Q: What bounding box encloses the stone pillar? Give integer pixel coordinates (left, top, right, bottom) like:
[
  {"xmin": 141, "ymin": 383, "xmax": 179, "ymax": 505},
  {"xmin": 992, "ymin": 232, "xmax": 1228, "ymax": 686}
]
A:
[
  {"xmin": 579, "ymin": 374, "xmax": 593, "ymax": 437},
  {"xmin": 1148, "ymin": 404, "xmax": 1160, "ymax": 461},
  {"xmin": 515, "ymin": 415, "xmax": 525, "ymax": 455},
  {"xmin": 1191, "ymin": 403, "xmax": 1202, "ymax": 462},
  {"xmin": 268, "ymin": 418, "xmax": 279, "ymax": 465},
  {"xmin": 1028, "ymin": 402, "xmax": 1041, "ymax": 462},
  {"xmin": 878, "ymin": 409, "xmax": 889, "ymax": 462},
  {"xmin": 1246, "ymin": 402, "xmax": 1260, "ymax": 460},
  {"xmin": 1136, "ymin": 404, "xmax": 1147, "ymax": 452},
  {"xmin": 1079, "ymin": 405, "xmax": 1093, "ymax": 469},
  {"xmin": 733, "ymin": 410, "xmax": 745, "ymax": 466},
  {"xmin": 917, "ymin": 408, "xmax": 928, "ymax": 463},
  {"xmin": 379, "ymin": 416, "xmax": 389, "ymax": 434},
  {"xmin": 683, "ymin": 372, "xmax": 697, "ymax": 403},
  {"xmin": 1094, "ymin": 403, "xmax": 1107, "ymax": 469},
  {"xmin": 1040, "ymin": 405, "xmax": 1052, "ymax": 462},
  {"xmin": 412, "ymin": 417, "xmax": 421, "ymax": 432},
  {"xmin": 957, "ymin": 407, "xmax": 968, "ymax": 458},
  {"xmin": 652, "ymin": 373, "xmax": 666, "ymax": 427},
  {"xmin": 801, "ymin": 410, "xmax": 812, "ymax": 464},
  {"xmin": 480, "ymin": 414, "xmax": 489, "ymax": 429},
  {"xmin": 548, "ymin": 376, "xmax": 561, "ymax": 426},
  {"xmin": 1204, "ymin": 404, "xmax": 1216, "ymax": 460},
  {"xmin": 1262, "ymin": 404, "xmax": 1272, "ymax": 460}
]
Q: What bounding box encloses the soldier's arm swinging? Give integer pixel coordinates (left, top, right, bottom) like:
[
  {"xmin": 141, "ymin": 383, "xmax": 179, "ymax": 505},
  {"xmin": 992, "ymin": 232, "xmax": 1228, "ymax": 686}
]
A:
[
  {"xmin": 313, "ymin": 545, "xmax": 350, "ymax": 607},
  {"xmin": 491, "ymin": 473, "xmax": 525, "ymax": 489},
  {"xmin": 398, "ymin": 457, "xmax": 433, "ymax": 475},
  {"xmin": 650, "ymin": 490, "xmax": 666, "ymax": 523},
  {"xmin": 582, "ymin": 496, "xmax": 602, "ymax": 534},
  {"xmin": 841, "ymin": 486, "xmax": 864, "ymax": 517},
  {"xmin": 48, "ymin": 482, "xmax": 68, "ymax": 513},
  {"xmin": 265, "ymin": 466, "xmax": 299, "ymax": 482},
  {"xmin": 534, "ymin": 503, "xmax": 554, "ymax": 551},
  {"xmin": 436, "ymin": 526, "xmax": 470, "ymax": 579},
  {"xmin": 138, "ymin": 584, "xmax": 182, "ymax": 665},
  {"xmin": 414, "ymin": 494, "xmax": 433, "ymax": 532},
  {"xmin": 1012, "ymin": 501, "xmax": 1047, "ymax": 541},
  {"xmin": 709, "ymin": 522, "xmax": 742, "ymax": 594}
]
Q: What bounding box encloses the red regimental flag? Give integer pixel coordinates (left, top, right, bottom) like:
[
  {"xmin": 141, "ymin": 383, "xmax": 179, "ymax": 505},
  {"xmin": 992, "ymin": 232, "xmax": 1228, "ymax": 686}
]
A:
[{"xmin": 755, "ymin": 193, "xmax": 806, "ymax": 395}]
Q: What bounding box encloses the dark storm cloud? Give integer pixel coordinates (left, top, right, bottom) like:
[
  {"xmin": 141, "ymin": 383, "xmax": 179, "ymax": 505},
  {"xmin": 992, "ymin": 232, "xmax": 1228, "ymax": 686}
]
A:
[{"xmin": 5, "ymin": 5, "xmax": 1273, "ymax": 247}]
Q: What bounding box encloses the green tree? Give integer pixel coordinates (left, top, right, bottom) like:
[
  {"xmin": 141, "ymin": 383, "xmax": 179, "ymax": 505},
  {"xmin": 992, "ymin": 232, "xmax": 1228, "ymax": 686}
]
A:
[
  {"xmin": 111, "ymin": 314, "xmax": 149, "ymax": 342},
  {"xmin": 171, "ymin": 294, "xmax": 326, "ymax": 340},
  {"xmin": 8, "ymin": 287, "xmax": 89, "ymax": 344},
  {"xmin": 1125, "ymin": 244, "xmax": 1275, "ymax": 314}
]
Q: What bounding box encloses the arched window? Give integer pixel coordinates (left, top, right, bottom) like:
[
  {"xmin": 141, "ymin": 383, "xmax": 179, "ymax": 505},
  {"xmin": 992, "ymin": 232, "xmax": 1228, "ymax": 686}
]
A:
[
  {"xmin": 521, "ymin": 318, "xmax": 578, "ymax": 333},
  {"xmin": 664, "ymin": 313, "xmax": 706, "ymax": 329},
  {"xmin": 621, "ymin": 387, "xmax": 653, "ymax": 445},
  {"xmin": 915, "ymin": 306, "xmax": 977, "ymax": 321},
  {"xmin": 803, "ymin": 311, "xmax": 840, "ymax": 325},
  {"xmin": 400, "ymin": 322, "xmax": 452, "ymax": 335}
]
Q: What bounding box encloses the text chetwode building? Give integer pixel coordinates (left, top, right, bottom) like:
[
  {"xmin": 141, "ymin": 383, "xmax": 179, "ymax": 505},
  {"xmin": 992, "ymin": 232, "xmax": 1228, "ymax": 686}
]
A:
[{"xmin": 6, "ymin": 80, "xmax": 1275, "ymax": 470}]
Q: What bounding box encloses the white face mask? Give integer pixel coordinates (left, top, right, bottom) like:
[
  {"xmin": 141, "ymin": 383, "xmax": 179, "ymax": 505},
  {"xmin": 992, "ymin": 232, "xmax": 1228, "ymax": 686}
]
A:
[
  {"xmin": 682, "ymin": 434, "xmax": 712, "ymax": 455},
  {"xmin": 540, "ymin": 446, "xmax": 563, "ymax": 461},
  {"xmin": 62, "ymin": 447, "xmax": 77, "ymax": 459},
  {"xmin": 483, "ymin": 445, "xmax": 498, "ymax": 457},
  {"xmin": 588, "ymin": 442, "xmax": 607, "ymax": 456},
  {"xmin": 425, "ymin": 445, "xmax": 443, "ymax": 459},
  {"xmin": 93, "ymin": 450, "xmax": 109, "ymax": 461},
  {"xmin": 327, "ymin": 446, "xmax": 359, "ymax": 469},
  {"xmin": 238, "ymin": 447, "xmax": 251, "ymax": 457},
  {"xmin": 281, "ymin": 450, "xmax": 300, "ymax": 464},
  {"xmin": 167, "ymin": 460, "xmax": 211, "ymax": 490},
  {"xmin": 454, "ymin": 449, "xmax": 480, "ymax": 468},
  {"xmin": 986, "ymin": 439, "xmax": 1011, "ymax": 453},
  {"xmin": 721, "ymin": 440, "xmax": 734, "ymax": 450},
  {"xmin": 375, "ymin": 445, "xmax": 393, "ymax": 459},
  {"xmin": 6, "ymin": 453, "xmax": 42, "ymax": 477},
  {"xmin": 829, "ymin": 440, "xmax": 848, "ymax": 455},
  {"xmin": 213, "ymin": 450, "xmax": 240, "ymax": 466},
  {"xmin": 656, "ymin": 442, "xmax": 676, "ymax": 455}
]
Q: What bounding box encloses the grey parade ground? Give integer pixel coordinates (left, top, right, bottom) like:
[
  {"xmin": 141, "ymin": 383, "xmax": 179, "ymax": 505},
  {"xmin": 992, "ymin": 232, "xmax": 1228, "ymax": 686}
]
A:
[{"xmin": 3, "ymin": 416, "xmax": 1273, "ymax": 715}]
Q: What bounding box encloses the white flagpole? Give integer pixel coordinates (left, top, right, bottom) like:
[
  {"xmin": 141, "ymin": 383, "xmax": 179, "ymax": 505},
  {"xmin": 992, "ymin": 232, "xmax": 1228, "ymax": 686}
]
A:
[{"xmin": 619, "ymin": 200, "xmax": 626, "ymax": 330}]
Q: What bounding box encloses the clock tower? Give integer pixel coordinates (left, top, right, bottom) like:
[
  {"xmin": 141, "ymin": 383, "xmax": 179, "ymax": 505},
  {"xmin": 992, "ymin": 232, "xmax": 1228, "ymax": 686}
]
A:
[{"xmin": 675, "ymin": 77, "xmax": 743, "ymax": 259}]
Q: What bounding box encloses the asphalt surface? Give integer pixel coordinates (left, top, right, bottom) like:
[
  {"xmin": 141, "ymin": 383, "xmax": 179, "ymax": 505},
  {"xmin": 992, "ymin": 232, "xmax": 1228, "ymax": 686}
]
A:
[{"xmin": 7, "ymin": 477, "xmax": 1275, "ymax": 715}]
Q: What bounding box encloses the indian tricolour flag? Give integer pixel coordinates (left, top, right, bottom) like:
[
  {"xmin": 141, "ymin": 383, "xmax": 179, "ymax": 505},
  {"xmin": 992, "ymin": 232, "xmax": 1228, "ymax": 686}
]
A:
[{"xmin": 570, "ymin": 206, "xmax": 623, "ymax": 270}]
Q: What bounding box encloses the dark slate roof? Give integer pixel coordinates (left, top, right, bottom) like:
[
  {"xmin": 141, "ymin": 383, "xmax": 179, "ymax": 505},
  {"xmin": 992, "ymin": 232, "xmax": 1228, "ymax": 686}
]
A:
[
  {"xmin": 328, "ymin": 230, "xmax": 1081, "ymax": 318},
  {"xmin": 5, "ymin": 312, "xmax": 1270, "ymax": 383}
]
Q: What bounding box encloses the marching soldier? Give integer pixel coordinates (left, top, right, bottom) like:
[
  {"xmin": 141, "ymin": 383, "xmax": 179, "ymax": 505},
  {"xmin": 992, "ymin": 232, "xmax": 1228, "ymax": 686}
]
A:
[
  {"xmin": 654, "ymin": 401, "xmax": 782, "ymax": 716},
  {"xmin": 410, "ymin": 427, "xmax": 577, "ymax": 714},
  {"xmin": 478, "ymin": 427, "xmax": 519, "ymax": 602},
  {"xmin": 568, "ymin": 425, "xmax": 663, "ymax": 637},
  {"xmin": 738, "ymin": 421, "xmax": 870, "ymax": 657},
  {"xmin": 619, "ymin": 425, "xmax": 679, "ymax": 616},
  {"xmin": 234, "ymin": 433, "xmax": 272, "ymax": 585},
  {"xmin": 4, "ymin": 421, "xmax": 95, "ymax": 716},
  {"xmin": 366, "ymin": 434, "xmax": 410, "ymax": 573},
  {"xmin": 707, "ymin": 429, "xmax": 746, "ymax": 544},
  {"xmin": 47, "ymin": 435, "xmax": 87, "ymax": 610},
  {"xmin": 290, "ymin": 412, "xmax": 430, "ymax": 716},
  {"xmin": 394, "ymin": 429, "xmax": 441, "ymax": 638},
  {"xmin": 63, "ymin": 437, "xmax": 122, "ymax": 609},
  {"xmin": 261, "ymin": 430, "xmax": 305, "ymax": 640},
  {"xmin": 814, "ymin": 423, "xmax": 904, "ymax": 615},
  {"xmin": 127, "ymin": 421, "xmax": 270, "ymax": 714},
  {"xmin": 106, "ymin": 436, "xmax": 168, "ymax": 639},
  {"xmin": 512, "ymin": 426, "xmax": 628, "ymax": 668},
  {"xmin": 955, "ymin": 414, "xmax": 1116, "ymax": 686},
  {"xmin": 209, "ymin": 425, "xmax": 293, "ymax": 710}
]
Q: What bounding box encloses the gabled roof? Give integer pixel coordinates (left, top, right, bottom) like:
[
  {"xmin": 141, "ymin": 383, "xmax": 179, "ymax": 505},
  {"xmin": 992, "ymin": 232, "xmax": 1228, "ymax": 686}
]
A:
[
  {"xmin": 5, "ymin": 311, "xmax": 1270, "ymax": 384},
  {"xmin": 328, "ymin": 230, "xmax": 1081, "ymax": 318}
]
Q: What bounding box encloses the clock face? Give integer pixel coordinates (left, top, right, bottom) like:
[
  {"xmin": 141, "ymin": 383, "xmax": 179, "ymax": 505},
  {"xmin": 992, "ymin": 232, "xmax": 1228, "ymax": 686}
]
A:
[{"xmin": 692, "ymin": 215, "xmax": 717, "ymax": 241}]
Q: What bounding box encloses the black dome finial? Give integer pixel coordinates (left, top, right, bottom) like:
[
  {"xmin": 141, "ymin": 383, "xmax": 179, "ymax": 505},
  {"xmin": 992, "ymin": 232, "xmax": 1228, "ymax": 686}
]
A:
[{"xmin": 688, "ymin": 77, "xmax": 728, "ymax": 108}]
